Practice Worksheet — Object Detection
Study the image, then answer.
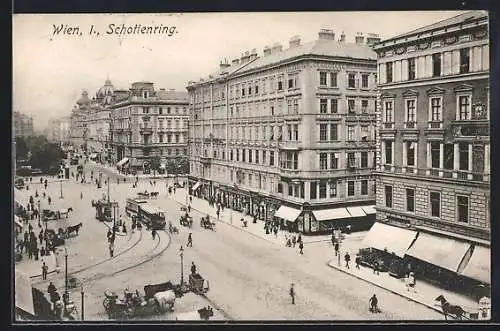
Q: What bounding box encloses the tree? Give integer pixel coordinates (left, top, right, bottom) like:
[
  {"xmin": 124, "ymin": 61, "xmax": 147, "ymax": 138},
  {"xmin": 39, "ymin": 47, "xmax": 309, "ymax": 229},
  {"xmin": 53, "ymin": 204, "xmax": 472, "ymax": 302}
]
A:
[
  {"xmin": 150, "ymin": 155, "xmax": 161, "ymax": 178},
  {"xmin": 15, "ymin": 137, "xmax": 29, "ymax": 160},
  {"xmin": 30, "ymin": 140, "xmax": 65, "ymax": 172}
]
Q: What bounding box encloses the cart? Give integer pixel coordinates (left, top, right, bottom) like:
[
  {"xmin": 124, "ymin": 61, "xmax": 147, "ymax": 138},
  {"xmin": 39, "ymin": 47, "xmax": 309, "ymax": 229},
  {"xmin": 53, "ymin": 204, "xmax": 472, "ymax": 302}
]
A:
[{"xmin": 189, "ymin": 273, "xmax": 209, "ymax": 294}]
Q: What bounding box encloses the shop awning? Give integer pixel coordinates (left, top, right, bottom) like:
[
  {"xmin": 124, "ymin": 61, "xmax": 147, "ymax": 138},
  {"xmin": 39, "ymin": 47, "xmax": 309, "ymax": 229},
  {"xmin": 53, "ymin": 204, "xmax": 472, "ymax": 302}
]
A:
[
  {"xmin": 117, "ymin": 158, "xmax": 129, "ymax": 167},
  {"xmin": 347, "ymin": 206, "xmax": 366, "ymax": 217},
  {"xmin": 274, "ymin": 206, "xmax": 301, "ymax": 222},
  {"xmin": 460, "ymin": 245, "xmax": 490, "ymax": 284},
  {"xmin": 15, "ymin": 270, "xmax": 35, "ymax": 316},
  {"xmin": 362, "ymin": 205, "xmax": 377, "ymax": 215},
  {"xmin": 406, "ymin": 232, "xmax": 471, "ymax": 272},
  {"xmin": 14, "ymin": 215, "xmax": 23, "ymax": 228},
  {"xmin": 362, "ymin": 222, "xmax": 418, "ymax": 258},
  {"xmin": 192, "ymin": 182, "xmax": 201, "ymax": 191},
  {"xmin": 313, "ymin": 208, "xmax": 351, "ymax": 221}
]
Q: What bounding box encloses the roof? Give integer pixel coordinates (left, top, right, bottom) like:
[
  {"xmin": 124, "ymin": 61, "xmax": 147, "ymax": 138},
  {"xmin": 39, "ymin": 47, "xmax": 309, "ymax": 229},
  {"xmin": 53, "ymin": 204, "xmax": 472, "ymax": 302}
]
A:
[
  {"xmin": 140, "ymin": 204, "xmax": 164, "ymax": 214},
  {"xmin": 385, "ymin": 11, "xmax": 487, "ymax": 42},
  {"xmin": 156, "ymin": 90, "xmax": 189, "ymax": 101},
  {"xmin": 237, "ymin": 39, "xmax": 376, "ymax": 75}
]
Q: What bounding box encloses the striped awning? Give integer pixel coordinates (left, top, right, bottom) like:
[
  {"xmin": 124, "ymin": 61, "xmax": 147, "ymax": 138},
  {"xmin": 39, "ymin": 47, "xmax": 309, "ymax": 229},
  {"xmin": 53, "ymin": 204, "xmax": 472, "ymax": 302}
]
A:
[
  {"xmin": 274, "ymin": 206, "xmax": 301, "ymax": 222},
  {"xmin": 117, "ymin": 158, "xmax": 129, "ymax": 167},
  {"xmin": 363, "ymin": 222, "xmax": 418, "ymax": 258},
  {"xmin": 192, "ymin": 182, "xmax": 201, "ymax": 191},
  {"xmin": 460, "ymin": 245, "xmax": 490, "ymax": 284},
  {"xmin": 313, "ymin": 208, "xmax": 351, "ymax": 221},
  {"xmin": 347, "ymin": 206, "xmax": 366, "ymax": 217}
]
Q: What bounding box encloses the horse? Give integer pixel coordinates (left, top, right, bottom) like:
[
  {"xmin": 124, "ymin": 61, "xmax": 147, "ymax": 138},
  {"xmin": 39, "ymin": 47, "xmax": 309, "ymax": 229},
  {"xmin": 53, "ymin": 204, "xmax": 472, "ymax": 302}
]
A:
[
  {"xmin": 435, "ymin": 295, "xmax": 466, "ymax": 320},
  {"xmin": 66, "ymin": 223, "xmax": 83, "ymax": 237}
]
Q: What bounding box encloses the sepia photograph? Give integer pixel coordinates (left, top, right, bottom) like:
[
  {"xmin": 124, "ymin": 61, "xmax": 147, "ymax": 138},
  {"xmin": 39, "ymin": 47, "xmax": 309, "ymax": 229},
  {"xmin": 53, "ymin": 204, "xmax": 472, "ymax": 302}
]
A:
[{"xmin": 12, "ymin": 11, "xmax": 491, "ymax": 322}]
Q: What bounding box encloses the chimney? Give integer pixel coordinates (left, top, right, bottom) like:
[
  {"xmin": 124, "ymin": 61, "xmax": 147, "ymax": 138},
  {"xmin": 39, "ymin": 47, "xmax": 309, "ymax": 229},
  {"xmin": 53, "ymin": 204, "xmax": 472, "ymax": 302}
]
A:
[
  {"xmin": 232, "ymin": 58, "xmax": 240, "ymax": 65},
  {"xmin": 263, "ymin": 45, "xmax": 272, "ymax": 56},
  {"xmin": 339, "ymin": 31, "xmax": 346, "ymax": 43},
  {"xmin": 240, "ymin": 51, "xmax": 251, "ymax": 63},
  {"xmin": 289, "ymin": 35, "xmax": 301, "ymax": 48},
  {"xmin": 271, "ymin": 42, "xmax": 283, "ymax": 54},
  {"xmin": 249, "ymin": 48, "xmax": 258, "ymax": 61},
  {"xmin": 366, "ymin": 33, "xmax": 381, "ymax": 46},
  {"xmin": 220, "ymin": 58, "xmax": 230, "ymax": 70},
  {"xmin": 355, "ymin": 32, "xmax": 365, "ymax": 44},
  {"xmin": 318, "ymin": 29, "xmax": 335, "ymax": 40}
]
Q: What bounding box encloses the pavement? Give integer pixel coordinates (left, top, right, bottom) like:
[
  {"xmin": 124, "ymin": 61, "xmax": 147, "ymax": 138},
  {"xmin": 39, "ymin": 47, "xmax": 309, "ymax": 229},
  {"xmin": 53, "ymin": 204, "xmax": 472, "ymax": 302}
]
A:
[
  {"xmin": 170, "ymin": 187, "xmax": 483, "ymax": 319},
  {"xmin": 87, "ymin": 160, "xmax": 185, "ymax": 180},
  {"xmin": 16, "ymin": 252, "xmax": 59, "ymax": 278}
]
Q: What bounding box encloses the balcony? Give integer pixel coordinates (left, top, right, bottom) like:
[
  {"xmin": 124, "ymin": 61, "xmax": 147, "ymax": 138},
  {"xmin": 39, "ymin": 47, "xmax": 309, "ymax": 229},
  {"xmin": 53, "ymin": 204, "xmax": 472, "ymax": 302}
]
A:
[
  {"xmin": 427, "ymin": 121, "xmax": 442, "ymax": 129},
  {"xmin": 379, "ymin": 164, "xmax": 490, "ymax": 183},
  {"xmin": 200, "ymin": 155, "xmax": 212, "ymax": 165},
  {"xmin": 279, "ymin": 141, "xmax": 303, "ymax": 150},
  {"xmin": 404, "ymin": 121, "xmax": 417, "ymax": 129},
  {"xmin": 139, "ymin": 125, "xmax": 153, "ymax": 133}
]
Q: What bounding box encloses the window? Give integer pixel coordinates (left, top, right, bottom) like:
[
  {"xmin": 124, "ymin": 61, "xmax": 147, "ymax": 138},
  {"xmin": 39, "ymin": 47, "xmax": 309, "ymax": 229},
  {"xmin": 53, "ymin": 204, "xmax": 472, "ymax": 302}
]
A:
[
  {"xmin": 330, "ymin": 153, "xmax": 338, "ymax": 169},
  {"xmin": 385, "ymin": 141, "xmax": 393, "ymax": 164},
  {"xmin": 458, "ymin": 95, "xmax": 471, "ymax": 120},
  {"xmin": 430, "ymin": 192, "xmax": 441, "ymax": 217},
  {"xmin": 269, "ymin": 151, "xmax": 275, "ymax": 166},
  {"xmin": 248, "ymin": 86, "xmax": 252, "ymax": 95},
  {"xmin": 406, "ymin": 188, "xmax": 415, "ymax": 212},
  {"xmin": 407, "ymin": 142, "xmax": 415, "ymax": 166},
  {"xmin": 242, "ymin": 86, "xmax": 245, "ymax": 96},
  {"xmin": 159, "ymin": 107, "xmax": 163, "ymax": 115},
  {"xmin": 288, "ymin": 76, "xmax": 294, "ymax": 89},
  {"xmin": 319, "ymin": 180, "xmax": 326, "ymax": 199},
  {"xmin": 361, "ymin": 74, "xmax": 369, "ymax": 88},
  {"xmin": 348, "ymin": 99, "xmax": 356, "ymax": 114},
  {"xmin": 330, "ymin": 124, "xmax": 338, "ymax": 141},
  {"xmin": 347, "ymin": 152, "xmax": 356, "ymax": 168},
  {"xmin": 287, "ymin": 100, "xmax": 293, "ymax": 114},
  {"xmin": 242, "ymin": 149, "xmax": 246, "ymax": 162},
  {"xmin": 230, "ymin": 150, "xmax": 234, "ymax": 161},
  {"xmin": 248, "ymin": 149, "xmax": 252, "ymax": 163},
  {"xmin": 310, "ymin": 182, "xmax": 317, "ymax": 199},
  {"xmin": 255, "ymin": 150, "xmax": 259, "ymax": 164},
  {"xmin": 167, "ymin": 107, "xmax": 171, "ymax": 114},
  {"xmin": 236, "ymin": 149, "xmax": 240, "ymax": 161},
  {"xmin": 330, "ymin": 72, "xmax": 338, "ymax": 87},
  {"xmin": 288, "ymin": 183, "xmax": 293, "ymax": 196},
  {"xmin": 329, "ymin": 180, "xmax": 337, "ymax": 197},
  {"xmin": 159, "ymin": 134, "xmax": 164, "ymax": 143},
  {"xmin": 431, "ymin": 142, "xmax": 440, "ymax": 168},
  {"xmin": 262, "ymin": 150, "xmax": 266, "ymax": 164},
  {"xmin": 277, "ymin": 76, "xmax": 283, "ymax": 91},
  {"xmin": 408, "ymin": 58, "xmax": 416, "ymax": 80},
  {"xmin": 361, "ymin": 125, "xmax": 369, "ymax": 141},
  {"xmin": 320, "ymin": 153, "xmax": 328, "ymax": 169},
  {"xmin": 347, "ymin": 181, "xmax": 355, "ymax": 196},
  {"xmin": 460, "ymin": 48, "xmax": 470, "ymax": 74},
  {"xmin": 293, "ymin": 124, "xmax": 299, "ymax": 141},
  {"xmin": 385, "ymin": 185, "xmax": 393, "ymax": 208},
  {"xmin": 432, "ymin": 53, "xmax": 441, "ymax": 77},
  {"xmin": 347, "ymin": 126, "xmax": 355, "ymax": 141},
  {"xmin": 175, "ymin": 134, "xmax": 179, "ymax": 143},
  {"xmin": 361, "ymin": 151, "xmax": 368, "ymax": 168},
  {"xmin": 348, "ymin": 73, "xmax": 356, "ymax": 88},
  {"xmin": 320, "ymin": 124, "xmax": 328, "ymax": 141},
  {"xmin": 430, "ymin": 97, "xmax": 442, "ymax": 122},
  {"xmin": 293, "ymin": 99, "xmax": 299, "ymax": 114},
  {"xmin": 443, "ymin": 143, "xmax": 454, "ymax": 170},
  {"xmin": 459, "ymin": 142, "xmax": 469, "ymax": 171},
  {"xmin": 255, "ymin": 84, "xmax": 259, "ymax": 95},
  {"xmin": 384, "ymin": 101, "xmax": 393, "ymax": 123},
  {"xmin": 330, "ymin": 99, "xmax": 338, "ymax": 113},
  {"xmin": 386, "ymin": 62, "xmax": 393, "ymax": 83},
  {"xmin": 270, "ymin": 104, "xmax": 275, "ymax": 116},
  {"xmin": 320, "ymin": 99, "xmax": 328, "ymax": 113},
  {"xmin": 406, "ymin": 99, "xmax": 416, "ymax": 125},
  {"xmin": 167, "ymin": 134, "xmax": 172, "ymax": 143},
  {"xmin": 319, "ymin": 72, "xmax": 327, "ymax": 86},
  {"xmin": 457, "ymin": 196, "xmax": 469, "ymax": 223},
  {"xmin": 361, "ymin": 100, "xmax": 368, "ymax": 114},
  {"xmin": 361, "ymin": 180, "xmax": 368, "ymax": 195}
]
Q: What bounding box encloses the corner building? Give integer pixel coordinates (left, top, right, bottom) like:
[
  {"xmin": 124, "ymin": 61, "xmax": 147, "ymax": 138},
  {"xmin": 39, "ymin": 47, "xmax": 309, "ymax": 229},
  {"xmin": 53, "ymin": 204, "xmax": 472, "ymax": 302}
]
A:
[
  {"xmin": 109, "ymin": 82, "xmax": 189, "ymax": 173},
  {"xmin": 371, "ymin": 11, "xmax": 490, "ymax": 290},
  {"xmin": 188, "ymin": 30, "xmax": 380, "ymax": 233}
]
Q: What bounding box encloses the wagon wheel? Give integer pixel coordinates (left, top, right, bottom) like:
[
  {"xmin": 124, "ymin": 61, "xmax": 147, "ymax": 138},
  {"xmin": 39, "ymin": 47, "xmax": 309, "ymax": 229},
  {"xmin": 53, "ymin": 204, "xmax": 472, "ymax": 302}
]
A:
[{"xmin": 103, "ymin": 297, "xmax": 111, "ymax": 311}]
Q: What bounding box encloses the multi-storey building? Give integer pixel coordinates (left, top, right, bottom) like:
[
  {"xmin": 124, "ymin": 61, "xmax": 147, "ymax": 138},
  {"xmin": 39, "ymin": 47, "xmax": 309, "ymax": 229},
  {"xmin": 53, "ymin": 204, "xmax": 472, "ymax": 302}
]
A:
[
  {"xmin": 109, "ymin": 82, "xmax": 189, "ymax": 172},
  {"xmin": 47, "ymin": 116, "xmax": 71, "ymax": 144},
  {"xmin": 69, "ymin": 91, "xmax": 91, "ymax": 148},
  {"xmin": 13, "ymin": 111, "xmax": 34, "ymax": 138},
  {"xmin": 187, "ymin": 30, "xmax": 380, "ymax": 233},
  {"xmin": 369, "ymin": 11, "xmax": 490, "ymax": 289}
]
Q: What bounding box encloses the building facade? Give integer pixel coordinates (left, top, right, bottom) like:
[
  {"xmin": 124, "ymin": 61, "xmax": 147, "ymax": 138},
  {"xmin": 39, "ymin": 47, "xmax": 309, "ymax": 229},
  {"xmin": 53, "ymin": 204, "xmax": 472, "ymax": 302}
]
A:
[
  {"xmin": 47, "ymin": 116, "xmax": 71, "ymax": 144},
  {"xmin": 109, "ymin": 82, "xmax": 189, "ymax": 172},
  {"xmin": 13, "ymin": 111, "xmax": 34, "ymax": 138},
  {"xmin": 371, "ymin": 11, "xmax": 490, "ymax": 287},
  {"xmin": 187, "ymin": 30, "xmax": 381, "ymax": 233},
  {"xmin": 69, "ymin": 91, "xmax": 91, "ymax": 148}
]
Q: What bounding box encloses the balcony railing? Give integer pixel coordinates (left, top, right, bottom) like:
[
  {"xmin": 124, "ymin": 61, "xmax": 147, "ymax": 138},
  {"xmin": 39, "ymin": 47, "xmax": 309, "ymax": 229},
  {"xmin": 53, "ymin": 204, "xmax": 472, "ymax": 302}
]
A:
[
  {"xmin": 404, "ymin": 121, "xmax": 417, "ymax": 129},
  {"xmin": 379, "ymin": 164, "xmax": 490, "ymax": 183},
  {"xmin": 428, "ymin": 121, "xmax": 442, "ymax": 129},
  {"xmin": 383, "ymin": 122, "xmax": 394, "ymax": 129}
]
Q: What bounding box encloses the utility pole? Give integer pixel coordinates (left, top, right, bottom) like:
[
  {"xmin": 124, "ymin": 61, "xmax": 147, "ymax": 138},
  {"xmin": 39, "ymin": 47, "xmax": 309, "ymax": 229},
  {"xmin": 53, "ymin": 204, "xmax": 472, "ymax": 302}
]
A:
[
  {"xmin": 179, "ymin": 246, "xmax": 184, "ymax": 285},
  {"xmin": 59, "ymin": 179, "xmax": 64, "ymax": 199},
  {"xmin": 107, "ymin": 176, "xmax": 110, "ymax": 203},
  {"xmin": 80, "ymin": 285, "xmax": 84, "ymax": 321}
]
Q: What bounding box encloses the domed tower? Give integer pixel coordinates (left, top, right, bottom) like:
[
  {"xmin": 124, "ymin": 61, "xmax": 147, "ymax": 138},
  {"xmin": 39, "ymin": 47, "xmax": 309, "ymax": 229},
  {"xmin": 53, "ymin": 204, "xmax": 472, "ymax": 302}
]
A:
[
  {"xmin": 96, "ymin": 78, "xmax": 115, "ymax": 106},
  {"xmin": 76, "ymin": 90, "xmax": 91, "ymax": 109}
]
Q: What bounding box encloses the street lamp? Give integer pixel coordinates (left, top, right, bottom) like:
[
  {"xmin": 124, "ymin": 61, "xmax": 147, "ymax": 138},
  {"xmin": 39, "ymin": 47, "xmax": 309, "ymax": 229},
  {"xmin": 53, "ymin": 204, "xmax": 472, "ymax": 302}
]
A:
[
  {"xmin": 179, "ymin": 246, "xmax": 184, "ymax": 285},
  {"xmin": 80, "ymin": 285, "xmax": 84, "ymax": 321},
  {"xmin": 64, "ymin": 246, "xmax": 69, "ymax": 311},
  {"xmin": 59, "ymin": 179, "xmax": 64, "ymax": 199}
]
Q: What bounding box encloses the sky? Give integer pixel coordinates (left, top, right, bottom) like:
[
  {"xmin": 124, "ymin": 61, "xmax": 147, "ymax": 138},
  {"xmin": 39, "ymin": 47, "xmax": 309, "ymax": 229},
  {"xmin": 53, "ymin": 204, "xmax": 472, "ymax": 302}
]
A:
[{"xmin": 13, "ymin": 11, "xmax": 470, "ymax": 130}]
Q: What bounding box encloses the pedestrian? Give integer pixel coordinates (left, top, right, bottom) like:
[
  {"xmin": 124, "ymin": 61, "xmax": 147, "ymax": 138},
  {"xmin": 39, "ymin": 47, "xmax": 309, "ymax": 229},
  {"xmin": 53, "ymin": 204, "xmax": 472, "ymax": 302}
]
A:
[
  {"xmin": 292, "ymin": 235, "xmax": 297, "ymax": 248},
  {"xmin": 80, "ymin": 192, "xmax": 83, "ymax": 199},
  {"xmin": 109, "ymin": 242, "xmax": 114, "ymax": 258},
  {"xmin": 149, "ymin": 180, "xmax": 152, "ymax": 186},
  {"xmin": 48, "ymin": 196, "xmax": 52, "ymax": 205},
  {"xmin": 187, "ymin": 232, "xmax": 193, "ymax": 247},
  {"xmin": 191, "ymin": 261, "xmax": 197, "ymax": 275},
  {"xmin": 43, "ymin": 191, "xmax": 46, "ymax": 198},
  {"xmin": 152, "ymin": 229, "xmax": 157, "ymax": 240},
  {"xmin": 153, "ymin": 180, "xmax": 156, "ymax": 186},
  {"xmin": 40, "ymin": 178, "xmax": 43, "ymax": 184},
  {"xmin": 173, "ymin": 187, "xmax": 176, "ymax": 194},
  {"xmin": 189, "ymin": 196, "xmax": 193, "ymax": 203},
  {"xmin": 34, "ymin": 245, "xmax": 39, "ymax": 260},
  {"xmin": 369, "ymin": 294, "xmax": 379, "ymax": 313},
  {"xmin": 42, "ymin": 262, "xmax": 48, "ymax": 280},
  {"xmin": 47, "ymin": 281, "xmax": 56, "ymax": 295},
  {"xmin": 290, "ymin": 283, "xmax": 295, "ymax": 304},
  {"xmin": 188, "ymin": 205, "xmax": 191, "ymax": 213},
  {"xmin": 30, "ymin": 177, "xmax": 32, "ymax": 183},
  {"xmin": 216, "ymin": 209, "xmax": 220, "ymax": 220},
  {"xmin": 39, "ymin": 231, "xmax": 44, "ymax": 245},
  {"xmin": 334, "ymin": 242, "xmax": 339, "ymax": 256},
  {"xmin": 355, "ymin": 254, "xmax": 361, "ymax": 269},
  {"xmin": 35, "ymin": 189, "xmax": 39, "ymax": 197},
  {"xmin": 28, "ymin": 223, "xmax": 33, "ymax": 233},
  {"xmin": 299, "ymin": 241, "xmax": 304, "ymax": 255},
  {"xmin": 273, "ymin": 226, "xmax": 278, "ymax": 238},
  {"xmin": 344, "ymin": 252, "xmax": 351, "ymax": 269},
  {"xmin": 373, "ymin": 260, "xmax": 380, "ymax": 275}
]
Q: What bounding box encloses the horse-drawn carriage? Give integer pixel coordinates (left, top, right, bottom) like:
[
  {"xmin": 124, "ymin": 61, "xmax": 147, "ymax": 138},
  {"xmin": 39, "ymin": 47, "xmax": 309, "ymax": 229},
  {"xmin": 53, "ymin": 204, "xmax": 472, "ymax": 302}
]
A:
[
  {"xmin": 45, "ymin": 229, "xmax": 65, "ymax": 249},
  {"xmin": 200, "ymin": 216, "xmax": 215, "ymax": 231},
  {"xmin": 180, "ymin": 214, "xmax": 193, "ymax": 228},
  {"xmin": 188, "ymin": 273, "xmax": 210, "ymax": 294},
  {"xmin": 103, "ymin": 287, "xmax": 177, "ymax": 320},
  {"xmin": 56, "ymin": 222, "xmax": 83, "ymax": 239},
  {"xmin": 43, "ymin": 208, "xmax": 73, "ymax": 221}
]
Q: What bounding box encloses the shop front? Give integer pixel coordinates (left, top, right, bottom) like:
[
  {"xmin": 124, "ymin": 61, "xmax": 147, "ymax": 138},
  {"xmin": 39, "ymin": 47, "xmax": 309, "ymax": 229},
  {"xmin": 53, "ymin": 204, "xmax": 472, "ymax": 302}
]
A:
[{"xmin": 273, "ymin": 205, "xmax": 302, "ymax": 232}]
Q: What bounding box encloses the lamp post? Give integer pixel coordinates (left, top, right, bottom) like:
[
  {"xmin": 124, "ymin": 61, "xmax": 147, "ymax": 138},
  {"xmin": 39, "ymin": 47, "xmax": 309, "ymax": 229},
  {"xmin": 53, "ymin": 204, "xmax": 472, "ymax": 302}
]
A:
[
  {"xmin": 80, "ymin": 285, "xmax": 84, "ymax": 321},
  {"xmin": 59, "ymin": 179, "xmax": 64, "ymax": 199},
  {"xmin": 179, "ymin": 246, "xmax": 184, "ymax": 285},
  {"xmin": 64, "ymin": 246, "xmax": 69, "ymax": 311},
  {"xmin": 107, "ymin": 176, "xmax": 110, "ymax": 203}
]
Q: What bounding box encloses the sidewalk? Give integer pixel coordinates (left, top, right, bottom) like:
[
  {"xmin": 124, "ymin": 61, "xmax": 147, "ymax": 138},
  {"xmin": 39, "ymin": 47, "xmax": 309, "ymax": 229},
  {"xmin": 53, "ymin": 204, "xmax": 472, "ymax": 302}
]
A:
[
  {"xmin": 88, "ymin": 161, "xmax": 182, "ymax": 180},
  {"xmin": 327, "ymin": 260, "xmax": 481, "ymax": 318},
  {"xmin": 16, "ymin": 251, "xmax": 59, "ymax": 278}
]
